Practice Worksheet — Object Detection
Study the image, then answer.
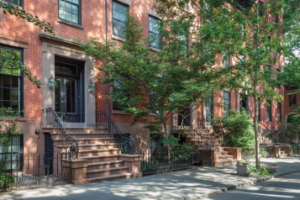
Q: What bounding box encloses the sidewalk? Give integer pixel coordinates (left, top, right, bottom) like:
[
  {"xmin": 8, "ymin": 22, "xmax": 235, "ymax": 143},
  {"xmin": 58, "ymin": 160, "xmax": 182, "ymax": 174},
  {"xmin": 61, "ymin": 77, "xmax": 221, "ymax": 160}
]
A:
[{"xmin": 2, "ymin": 156, "xmax": 300, "ymax": 200}]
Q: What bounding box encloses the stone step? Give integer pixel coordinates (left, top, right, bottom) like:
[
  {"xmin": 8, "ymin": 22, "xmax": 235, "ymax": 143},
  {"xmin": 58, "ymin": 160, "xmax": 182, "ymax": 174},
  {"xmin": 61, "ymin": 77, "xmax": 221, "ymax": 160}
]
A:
[
  {"xmin": 219, "ymin": 155, "xmax": 234, "ymax": 160},
  {"xmin": 53, "ymin": 138, "xmax": 114, "ymax": 146},
  {"xmin": 77, "ymin": 148, "xmax": 121, "ymax": 157},
  {"xmin": 214, "ymin": 159, "xmax": 237, "ymax": 167},
  {"xmin": 43, "ymin": 127, "xmax": 108, "ymax": 133},
  {"xmin": 51, "ymin": 132, "xmax": 111, "ymax": 140},
  {"xmin": 88, "ymin": 173, "xmax": 132, "ymax": 184},
  {"xmin": 87, "ymin": 160, "xmax": 124, "ymax": 170},
  {"xmin": 79, "ymin": 155, "xmax": 120, "ymax": 163},
  {"xmin": 57, "ymin": 143, "xmax": 118, "ymax": 151},
  {"xmin": 87, "ymin": 166, "xmax": 128, "ymax": 178}
]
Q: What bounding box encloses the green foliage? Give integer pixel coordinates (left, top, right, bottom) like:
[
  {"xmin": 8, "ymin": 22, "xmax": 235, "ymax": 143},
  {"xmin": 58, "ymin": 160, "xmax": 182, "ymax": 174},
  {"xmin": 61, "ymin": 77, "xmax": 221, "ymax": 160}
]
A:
[
  {"xmin": 247, "ymin": 165, "xmax": 271, "ymax": 176},
  {"xmin": 0, "ymin": 1, "xmax": 54, "ymax": 33},
  {"xmin": 237, "ymin": 160, "xmax": 250, "ymax": 166},
  {"xmin": 0, "ymin": 172, "xmax": 17, "ymax": 191},
  {"xmin": 213, "ymin": 110, "xmax": 255, "ymax": 150},
  {"xmin": 260, "ymin": 148, "xmax": 267, "ymax": 158}
]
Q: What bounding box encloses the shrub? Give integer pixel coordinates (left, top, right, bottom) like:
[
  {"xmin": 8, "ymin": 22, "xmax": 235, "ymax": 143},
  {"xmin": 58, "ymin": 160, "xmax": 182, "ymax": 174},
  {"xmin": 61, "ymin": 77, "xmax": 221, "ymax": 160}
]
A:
[{"xmin": 213, "ymin": 109, "xmax": 255, "ymax": 150}]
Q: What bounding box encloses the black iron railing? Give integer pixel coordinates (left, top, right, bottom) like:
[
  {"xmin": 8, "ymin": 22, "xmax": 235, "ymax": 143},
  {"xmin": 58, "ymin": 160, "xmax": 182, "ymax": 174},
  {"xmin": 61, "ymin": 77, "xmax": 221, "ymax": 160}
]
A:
[
  {"xmin": 44, "ymin": 108, "xmax": 78, "ymax": 159},
  {"xmin": 0, "ymin": 153, "xmax": 71, "ymax": 192},
  {"xmin": 142, "ymin": 148, "xmax": 200, "ymax": 175},
  {"xmin": 96, "ymin": 111, "xmax": 135, "ymax": 154}
]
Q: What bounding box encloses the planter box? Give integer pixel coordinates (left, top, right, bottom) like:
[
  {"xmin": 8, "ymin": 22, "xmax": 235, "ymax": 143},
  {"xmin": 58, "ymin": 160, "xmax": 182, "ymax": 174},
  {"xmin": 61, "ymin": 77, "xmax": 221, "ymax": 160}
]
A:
[{"xmin": 236, "ymin": 164, "xmax": 248, "ymax": 176}]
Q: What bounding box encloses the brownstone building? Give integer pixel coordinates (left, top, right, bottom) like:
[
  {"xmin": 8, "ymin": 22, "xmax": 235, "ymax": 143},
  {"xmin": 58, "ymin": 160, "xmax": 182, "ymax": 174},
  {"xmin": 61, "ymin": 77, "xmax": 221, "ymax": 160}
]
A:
[{"xmin": 0, "ymin": 0, "xmax": 286, "ymax": 183}]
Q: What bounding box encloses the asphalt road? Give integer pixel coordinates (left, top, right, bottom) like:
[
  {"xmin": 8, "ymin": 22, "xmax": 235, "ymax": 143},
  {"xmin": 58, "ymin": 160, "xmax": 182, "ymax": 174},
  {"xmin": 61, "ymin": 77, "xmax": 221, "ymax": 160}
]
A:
[{"xmin": 203, "ymin": 172, "xmax": 300, "ymax": 200}]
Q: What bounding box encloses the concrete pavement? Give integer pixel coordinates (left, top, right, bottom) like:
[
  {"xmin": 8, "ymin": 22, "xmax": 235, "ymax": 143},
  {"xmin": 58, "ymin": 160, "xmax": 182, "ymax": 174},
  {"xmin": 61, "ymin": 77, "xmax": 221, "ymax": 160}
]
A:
[{"xmin": 2, "ymin": 156, "xmax": 300, "ymax": 200}]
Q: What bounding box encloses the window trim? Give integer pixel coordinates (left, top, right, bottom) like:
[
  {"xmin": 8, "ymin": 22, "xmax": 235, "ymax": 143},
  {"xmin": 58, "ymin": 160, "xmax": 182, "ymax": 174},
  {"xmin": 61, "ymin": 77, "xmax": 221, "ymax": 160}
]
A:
[
  {"xmin": 149, "ymin": 15, "xmax": 162, "ymax": 50},
  {"xmin": 58, "ymin": 0, "xmax": 82, "ymax": 25},
  {"xmin": 0, "ymin": 44, "xmax": 24, "ymax": 117},
  {"xmin": 2, "ymin": 0, "xmax": 23, "ymax": 7}
]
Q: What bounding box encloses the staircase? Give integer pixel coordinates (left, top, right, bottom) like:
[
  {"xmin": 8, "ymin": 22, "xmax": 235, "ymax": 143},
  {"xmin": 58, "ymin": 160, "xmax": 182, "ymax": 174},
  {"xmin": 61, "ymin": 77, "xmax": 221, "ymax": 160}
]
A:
[
  {"xmin": 174, "ymin": 128, "xmax": 237, "ymax": 167},
  {"xmin": 45, "ymin": 127, "xmax": 133, "ymax": 183}
]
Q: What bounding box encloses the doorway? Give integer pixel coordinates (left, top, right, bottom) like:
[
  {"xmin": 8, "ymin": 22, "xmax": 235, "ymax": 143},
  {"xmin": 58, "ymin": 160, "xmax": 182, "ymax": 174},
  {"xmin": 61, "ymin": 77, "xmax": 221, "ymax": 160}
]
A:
[{"xmin": 55, "ymin": 57, "xmax": 85, "ymax": 123}]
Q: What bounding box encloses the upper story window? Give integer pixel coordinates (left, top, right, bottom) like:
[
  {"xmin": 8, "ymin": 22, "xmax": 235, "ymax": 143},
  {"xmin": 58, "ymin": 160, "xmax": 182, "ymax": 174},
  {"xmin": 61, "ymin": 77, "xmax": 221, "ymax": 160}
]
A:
[
  {"xmin": 275, "ymin": 16, "xmax": 279, "ymax": 23},
  {"xmin": 177, "ymin": 0, "xmax": 188, "ymax": 10},
  {"xmin": 178, "ymin": 31, "xmax": 188, "ymax": 55},
  {"xmin": 149, "ymin": 16, "xmax": 162, "ymax": 49},
  {"xmin": 2, "ymin": 0, "xmax": 22, "ymax": 6},
  {"xmin": 259, "ymin": 1, "xmax": 264, "ymax": 17},
  {"xmin": 257, "ymin": 98, "xmax": 261, "ymax": 122},
  {"xmin": 277, "ymin": 102, "xmax": 281, "ymax": 122},
  {"xmin": 112, "ymin": 1, "xmax": 128, "ymax": 38},
  {"xmin": 289, "ymin": 94, "xmax": 297, "ymax": 107},
  {"xmin": 267, "ymin": 100, "xmax": 272, "ymax": 122},
  {"xmin": 59, "ymin": 0, "xmax": 81, "ymax": 24},
  {"xmin": 223, "ymin": 53, "xmax": 230, "ymax": 67},
  {"xmin": 0, "ymin": 45, "xmax": 23, "ymax": 115},
  {"xmin": 223, "ymin": 91, "xmax": 231, "ymax": 116}
]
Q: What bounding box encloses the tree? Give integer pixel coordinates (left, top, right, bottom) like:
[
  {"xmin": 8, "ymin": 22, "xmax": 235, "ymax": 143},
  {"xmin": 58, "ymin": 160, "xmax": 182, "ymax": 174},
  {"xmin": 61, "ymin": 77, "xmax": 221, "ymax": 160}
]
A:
[
  {"xmin": 155, "ymin": 0, "xmax": 285, "ymax": 168},
  {"xmin": 78, "ymin": 13, "xmax": 222, "ymax": 153}
]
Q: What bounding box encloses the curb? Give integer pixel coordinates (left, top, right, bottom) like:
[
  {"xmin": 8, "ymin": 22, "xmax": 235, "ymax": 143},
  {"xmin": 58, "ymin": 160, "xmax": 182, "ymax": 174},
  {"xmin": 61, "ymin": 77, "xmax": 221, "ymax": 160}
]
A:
[{"xmin": 191, "ymin": 169, "xmax": 300, "ymax": 200}]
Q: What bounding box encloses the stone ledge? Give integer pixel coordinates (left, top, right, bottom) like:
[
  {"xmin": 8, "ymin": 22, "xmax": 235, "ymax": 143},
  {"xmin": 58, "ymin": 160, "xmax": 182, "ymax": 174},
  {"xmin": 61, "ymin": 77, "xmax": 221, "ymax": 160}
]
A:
[
  {"xmin": 38, "ymin": 32, "xmax": 78, "ymax": 46},
  {"xmin": 57, "ymin": 18, "xmax": 84, "ymax": 30},
  {"xmin": 111, "ymin": 110, "xmax": 131, "ymax": 115},
  {"xmin": 111, "ymin": 35, "xmax": 126, "ymax": 42},
  {"xmin": 0, "ymin": 35, "xmax": 28, "ymax": 49},
  {"xmin": 0, "ymin": 117, "xmax": 27, "ymax": 122},
  {"xmin": 115, "ymin": 0, "xmax": 131, "ymax": 6},
  {"xmin": 150, "ymin": 47, "xmax": 161, "ymax": 52}
]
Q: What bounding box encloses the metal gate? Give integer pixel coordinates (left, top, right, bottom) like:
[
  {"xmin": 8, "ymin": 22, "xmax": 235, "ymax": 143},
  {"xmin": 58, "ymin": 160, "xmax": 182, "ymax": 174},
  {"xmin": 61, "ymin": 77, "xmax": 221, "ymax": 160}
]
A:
[{"xmin": 199, "ymin": 149, "xmax": 211, "ymax": 166}]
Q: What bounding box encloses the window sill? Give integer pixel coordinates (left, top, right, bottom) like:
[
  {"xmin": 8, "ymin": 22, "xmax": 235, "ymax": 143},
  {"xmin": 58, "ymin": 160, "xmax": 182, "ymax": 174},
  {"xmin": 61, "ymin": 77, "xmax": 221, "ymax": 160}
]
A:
[
  {"xmin": 289, "ymin": 106, "xmax": 297, "ymax": 108},
  {"xmin": 111, "ymin": 35, "xmax": 126, "ymax": 42},
  {"xmin": 112, "ymin": 110, "xmax": 131, "ymax": 115},
  {"xmin": 0, "ymin": 117, "xmax": 27, "ymax": 122},
  {"xmin": 57, "ymin": 19, "xmax": 83, "ymax": 30},
  {"xmin": 150, "ymin": 47, "xmax": 161, "ymax": 52}
]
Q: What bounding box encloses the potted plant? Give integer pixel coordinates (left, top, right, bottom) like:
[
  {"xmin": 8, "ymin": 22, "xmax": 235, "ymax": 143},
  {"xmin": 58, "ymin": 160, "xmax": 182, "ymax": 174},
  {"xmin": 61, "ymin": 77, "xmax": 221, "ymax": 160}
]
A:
[{"xmin": 236, "ymin": 160, "xmax": 250, "ymax": 176}]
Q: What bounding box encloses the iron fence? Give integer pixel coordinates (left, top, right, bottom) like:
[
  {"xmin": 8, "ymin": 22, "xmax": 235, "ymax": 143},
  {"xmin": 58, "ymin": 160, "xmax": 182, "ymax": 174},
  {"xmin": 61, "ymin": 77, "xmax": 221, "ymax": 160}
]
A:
[
  {"xmin": 0, "ymin": 153, "xmax": 71, "ymax": 193},
  {"xmin": 141, "ymin": 148, "xmax": 200, "ymax": 175}
]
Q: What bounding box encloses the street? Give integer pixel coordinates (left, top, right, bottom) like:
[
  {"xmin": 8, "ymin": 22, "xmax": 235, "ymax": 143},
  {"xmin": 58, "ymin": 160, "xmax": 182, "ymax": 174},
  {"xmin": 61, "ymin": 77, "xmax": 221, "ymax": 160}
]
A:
[{"xmin": 204, "ymin": 172, "xmax": 300, "ymax": 200}]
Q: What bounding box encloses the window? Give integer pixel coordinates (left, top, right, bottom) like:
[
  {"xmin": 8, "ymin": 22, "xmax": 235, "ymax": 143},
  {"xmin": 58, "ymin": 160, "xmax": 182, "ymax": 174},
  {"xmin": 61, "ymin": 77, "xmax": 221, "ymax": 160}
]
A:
[
  {"xmin": 240, "ymin": 24, "xmax": 245, "ymax": 37},
  {"xmin": 178, "ymin": 31, "xmax": 188, "ymax": 55},
  {"xmin": 259, "ymin": 1, "xmax": 264, "ymax": 17},
  {"xmin": 257, "ymin": 98, "xmax": 261, "ymax": 121},
  {"xmin": 203, "ymin": 0, "xmax": 212, "ymax": 22},
  {"xmin": 113, "ymin": 78, "xmax": 129, "ymax": 111},
  {"xmin": 267, "ymin": 100, "xmax": 272, "ymax": 122},
  {"xmin": 240, "ymin": 96, "xmax": 247, "ymax": 113},
  {"xmin": 112, "ymin": 1, "xmax": 128, "ymax": 38},
  {"xmin": 223, "ymin": 91, "xmax": 231, "ymax": 116},
  {"xmin": 0, "ymin": 136, "xmax": 23, "ymax": 172},
  {"xmin": 289, "ymin": 94, "xmax": 297, "ymax": 107},
  {"xmin": 177, "ymin": 0, "xmax": 188, "ymax": 9},
  {"xmin": 150, "ymin": 134, "xmax": 161, "ymax": 151},
  {"xmin": 0, "ymin": 46, "xmax": 23, "ymax": 115},
  {"xmin": 223, "ymin": 53, "xmax": 230, "ymax": 67},
  {"xmin": 277, "ymin": 102, "xmax": 281, "ymax": 122},
  {"xmin": 2, "ymin": 0, "xmax": 22, "ymax": 6},
  {"xmin": 149, "ymin": 16, "xmax": 162, "ymax": 49},
  {"xmin": 59, "ymin": 0, "xmax": 81, "ymax": 24},
  {"xmin": 275, "ymin": 16, "xmax": 279, "ymax": 23}
]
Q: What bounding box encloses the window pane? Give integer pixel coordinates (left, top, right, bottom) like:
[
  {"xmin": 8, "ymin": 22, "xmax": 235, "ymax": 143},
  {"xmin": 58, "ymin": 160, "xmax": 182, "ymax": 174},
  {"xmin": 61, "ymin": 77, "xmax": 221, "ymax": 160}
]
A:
[
  {"xmin": 66, "ymin": 79, "xmax": 76, "ymax": 113},
  {"xmin": 12, "ymin": 77, "xmax": 19, "ymax": 89},
  {"xmin": 3, "ymin": 89, "xmax": 10, "ymax": 100},
  {"xmin": 12, "ymin": 101, "xmax": 19, "ymax": 111},
  {"xmin": 5, "ymin": 0, "xmax": 21, "ymax": 6},
  {"xmin": 3, "ymin": 76, "xmax": 10, "ymax": 87},
  {"xmin": 66, "ymin": 12, "xmax": 72, "ymax": 21},
  {"xmin": 289, "ymin": 94, "xmax": 296, "ymax": 107},
  {"xmin": 71, "ymin": 0, "xmax": 79, "ymax": 5},
  {"xmin": 72, "ymin": 14, "xmax": 79, "ymax": 23},
  {"xmin": 11, "ymin": 89, "xmax": 19, "ymax": 101},
  {"xmin": 59, "ymin": 0, "xmax": 80, "ymax": 24},
  {"xmin": 267, "ymin": 101, "xmax": 272, "ymax": 122},
  {"xmin": 3, "ymin": 101, "xmax": 10, "ymax": 108},
  {"xmin": 112, "ymin": 1, "xmax": 128, "ymax": 38},
  {"xmin": 113, "ymin": 19, "xmax": 126, "ymax": 38},
  {"xmin": 277, "ymin": 103, "xmax": 281, "ymax": 122},
  {"xmin": 66, "ymin": 2, "xmax": 72, "ymax": 12},
  {"xmin": 59, "ymin": 10, "xmax": 66, "ymax": 19},
  {"xmin": 0, "ymin": 89, "xmax": 2, "ymax": 100},
  {"xmin": 72, "ymin": 5, "xmax": 78, "ymax": 14}
]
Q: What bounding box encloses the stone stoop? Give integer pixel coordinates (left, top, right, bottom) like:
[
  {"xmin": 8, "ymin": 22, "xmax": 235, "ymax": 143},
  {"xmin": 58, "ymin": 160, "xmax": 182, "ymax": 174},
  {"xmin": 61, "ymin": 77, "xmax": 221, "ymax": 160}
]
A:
[
  {"xmin": 44, "ymin": 127, "xmax": 142, "ymax": 185},
  {"xmin": 274, "ymin": 145, "xmax": 290, "ymax": 158},
  {"xmin": 184, "ymin": 129, "xmax": 223, "ymax": 149},
  {"xmin": 211, "ymin": 147, "xmax": 241, "ymax": 167}
]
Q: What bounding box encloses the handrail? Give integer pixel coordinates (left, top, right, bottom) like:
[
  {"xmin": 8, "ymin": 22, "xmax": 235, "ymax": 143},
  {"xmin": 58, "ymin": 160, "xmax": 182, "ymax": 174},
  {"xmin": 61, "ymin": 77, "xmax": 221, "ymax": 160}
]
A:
[
  {"xmin": 96, "ymin": 111, "xmax": 135, "ymax": 154},
  {"xmin": 44, "ymin": 108, "xmax": 79, "ymax": 158}
]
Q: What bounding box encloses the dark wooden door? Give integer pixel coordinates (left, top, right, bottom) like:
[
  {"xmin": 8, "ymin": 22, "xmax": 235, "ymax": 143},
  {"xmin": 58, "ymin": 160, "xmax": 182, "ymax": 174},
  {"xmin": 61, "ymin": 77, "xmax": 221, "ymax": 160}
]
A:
[{"xmin": 45, "ymin": 133, "xmax": 53, "ymax": 175}]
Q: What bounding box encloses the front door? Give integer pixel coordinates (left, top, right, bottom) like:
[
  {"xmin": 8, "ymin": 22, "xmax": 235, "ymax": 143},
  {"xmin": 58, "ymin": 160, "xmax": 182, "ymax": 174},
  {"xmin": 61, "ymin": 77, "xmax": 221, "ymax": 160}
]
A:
[
  {"xmin": 55, "ymin": 59, "xmax": 84, "ymax": 123},
  {"xmin": 205, "ymin": 97, "xmax": 213, "ymax": 124}
]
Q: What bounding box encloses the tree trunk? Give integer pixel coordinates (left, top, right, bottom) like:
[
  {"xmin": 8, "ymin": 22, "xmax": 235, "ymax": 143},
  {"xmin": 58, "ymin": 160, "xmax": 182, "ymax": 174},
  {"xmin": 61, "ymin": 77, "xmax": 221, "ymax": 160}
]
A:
[
  {"xmin": 253, "ymin": 92, "xmax": 260, "ymax": 169},
  {"xmin": 162, "ymin": 120, "xmax": 171, "ymax": 160}
]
